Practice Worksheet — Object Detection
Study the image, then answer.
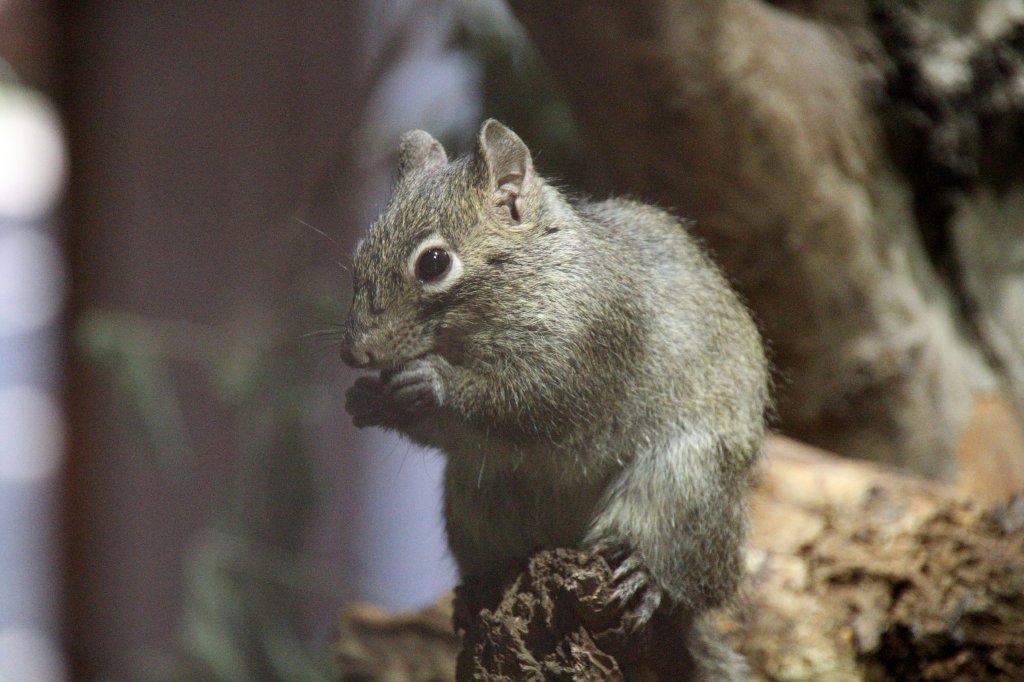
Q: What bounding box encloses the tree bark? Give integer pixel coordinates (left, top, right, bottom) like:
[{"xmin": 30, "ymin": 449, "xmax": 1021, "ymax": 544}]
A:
[
  {"xmin": 503, "ymin": 0, "xmax": 1024, "ymax": 480},
  {"xmin": 332, "ymin": 437, "xmax": 1024, "ymax": 681},
  {"xmin": 733, "ymin": 437, "xmax": 1024, "ymax": 681}
]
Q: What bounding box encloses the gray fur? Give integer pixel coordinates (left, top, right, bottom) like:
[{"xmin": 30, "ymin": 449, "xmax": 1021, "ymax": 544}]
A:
[
  {"xmin": 342, "ymin": 120, "xmax": 769, "ymax": 678},
  {"xmin": 397, "ymin": 129, "xmax": 447, "ymax": 176}
]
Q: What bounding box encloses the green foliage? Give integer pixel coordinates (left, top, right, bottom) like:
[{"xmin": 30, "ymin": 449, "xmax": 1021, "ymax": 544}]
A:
[
  {"xmin": 77, "ymin": 293, "xmax": 345, "ymax": 681},
  {"xmin": 77, "ymin": 312, "xmax": 197, "ymax": 470}
]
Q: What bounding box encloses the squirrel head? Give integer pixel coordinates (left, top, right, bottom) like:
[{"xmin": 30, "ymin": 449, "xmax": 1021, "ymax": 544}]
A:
[{"xmin": 341, "ymin": 119, "xmax": 541, "ymax": 369}]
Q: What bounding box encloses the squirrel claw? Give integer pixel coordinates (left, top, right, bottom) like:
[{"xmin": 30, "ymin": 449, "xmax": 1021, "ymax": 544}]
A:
[
  {"xmin": 591, "ymin": 542, "xmax": 630, "ymax": 566},
  {"xmin": 597, "ymin": 545, "xmax": 664, "ymax": 633}
]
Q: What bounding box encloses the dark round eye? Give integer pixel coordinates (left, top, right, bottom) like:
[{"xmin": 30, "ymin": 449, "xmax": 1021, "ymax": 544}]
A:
[{"xmin": 415, "ymin": 247, "xmax": 451, "ymax": 282}]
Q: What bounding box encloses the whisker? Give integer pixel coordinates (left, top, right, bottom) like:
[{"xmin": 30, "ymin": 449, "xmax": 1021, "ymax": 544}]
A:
[
  {"xmin": 395, "ymin": 440, "xmax": 414, "ymax": 482},
  {"xmin": 293, "ymin": 215, "xmax": 341, "ymax": 247},
  {"xmin": 477, "ymin": 447, "xmax": 488, "ymax": 488},
  {"xmin": 300, "ymin": 328, "xmax": 344, "ymax": 340}
]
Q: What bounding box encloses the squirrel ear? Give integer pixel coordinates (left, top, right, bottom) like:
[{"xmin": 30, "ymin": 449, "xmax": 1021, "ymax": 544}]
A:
[
  {"xmin": 476, "ymin": 119, "xmax": 534, "ymax": 224},
  {"xmin": 398, "ymin": 130, "xmax": 448, "ymax": 176}
]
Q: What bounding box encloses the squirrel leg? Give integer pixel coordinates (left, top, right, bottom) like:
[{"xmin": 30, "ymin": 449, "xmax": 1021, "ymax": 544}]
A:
[{"xmin": 584, "ymin": 435, "xmax": 749, "ymax": 614}]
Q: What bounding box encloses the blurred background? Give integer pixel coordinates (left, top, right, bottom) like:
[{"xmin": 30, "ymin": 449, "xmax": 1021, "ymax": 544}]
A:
[
  {"xmin": 2, "ymin": 1, "xmax": 581, "ymax": 680},
  {"xmin": 3, "ymin": 0, "xmax": 1023, "ymax": 680}
]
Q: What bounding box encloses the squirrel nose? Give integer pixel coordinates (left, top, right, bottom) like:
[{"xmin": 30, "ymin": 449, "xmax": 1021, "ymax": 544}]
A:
[{"xmin": 341, "ymin": 341, "xmax": 375, "ymax": 369}]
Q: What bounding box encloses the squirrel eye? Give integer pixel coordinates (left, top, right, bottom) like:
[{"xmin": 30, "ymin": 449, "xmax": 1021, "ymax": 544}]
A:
[{"xmin": 415, "ymin": 247, "xmax": 451, "ymax": 282}]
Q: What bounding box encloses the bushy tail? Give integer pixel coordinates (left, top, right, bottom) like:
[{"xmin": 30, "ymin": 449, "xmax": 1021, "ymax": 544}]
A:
[{"xmin": 685, "ymin": 615, "xmax": 749, "ymax": 681}]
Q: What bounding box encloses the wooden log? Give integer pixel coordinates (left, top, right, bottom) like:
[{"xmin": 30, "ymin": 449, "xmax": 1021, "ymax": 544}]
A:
[
  {"xmin": 333, "ymin": 438, "xmax": 1024, "ymax": 680},
  {"xmin": 732, "ymin": 437, "xmax": 1024, "ymax": 680}
]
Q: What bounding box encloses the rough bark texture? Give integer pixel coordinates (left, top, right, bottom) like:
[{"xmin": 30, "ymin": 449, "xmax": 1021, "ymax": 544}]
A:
[
  {"xmin": 732, "ymin": 437, "xmax": 1024, "ymax": 680},
  {"xmin": 333, "ymin": 438, "xmax": 1024, "ymax": 681},
  {"xmin": 455, "ymin": 550, "xmax": 630, "ymax": 680},
  {"xmin": 503, "ymin": 0, "xmax": 1024, "ymax": 479}
]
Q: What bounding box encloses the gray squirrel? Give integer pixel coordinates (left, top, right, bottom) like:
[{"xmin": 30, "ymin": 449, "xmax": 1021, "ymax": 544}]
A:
[{"xmin": 341, "ymin": 119, "xmax": 769, "ymax": 679}]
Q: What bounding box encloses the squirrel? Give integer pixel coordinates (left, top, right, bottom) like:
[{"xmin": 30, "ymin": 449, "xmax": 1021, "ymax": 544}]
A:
[{"xmin": 341, "ymin": 119, "xmax": 769, "ymax": 679}]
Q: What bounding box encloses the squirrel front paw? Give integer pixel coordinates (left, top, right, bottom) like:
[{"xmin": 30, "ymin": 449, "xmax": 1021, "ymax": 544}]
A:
[
  {"xmin": 345, "ymin": 375, "xmax": 391, "ymax": 428},
  {"xmin": 345, "ymin": 356, "xmax": 451, "ymax": 429},
  {"xmin": 593, "ymin": 543, "xmax": 665, "ymax": 633},
  {"xmin": 382, "ymin": 356, "xmax": 449, "ymax": 416}
]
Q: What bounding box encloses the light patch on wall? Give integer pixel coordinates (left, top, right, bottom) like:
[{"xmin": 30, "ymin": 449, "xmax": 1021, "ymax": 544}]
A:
[
  {"xmin": 0, "ymin": 86, "xmax": 66, "ymax": 220},
  {"xmin": 0, "ymin": 386, "xmax": 63, "ymax": 482},
  {"xmin": 0, "ymin": 627, "xmax": 67, "ymax": 682},
  {"xmin": 0, "ymin": 228, "xmax": 64, "ymax": 336}
]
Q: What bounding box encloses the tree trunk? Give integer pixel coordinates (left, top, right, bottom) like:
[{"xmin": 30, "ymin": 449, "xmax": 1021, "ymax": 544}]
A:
[{"xmin": 504, "ymin": 0, "xmax": 1024, "ymax": 480}]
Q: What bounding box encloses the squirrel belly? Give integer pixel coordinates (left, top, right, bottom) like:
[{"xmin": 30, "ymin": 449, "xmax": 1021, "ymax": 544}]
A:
[{"xmin": 341, "ymin": 119, "xmax": 769, "ymax": 669}]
